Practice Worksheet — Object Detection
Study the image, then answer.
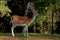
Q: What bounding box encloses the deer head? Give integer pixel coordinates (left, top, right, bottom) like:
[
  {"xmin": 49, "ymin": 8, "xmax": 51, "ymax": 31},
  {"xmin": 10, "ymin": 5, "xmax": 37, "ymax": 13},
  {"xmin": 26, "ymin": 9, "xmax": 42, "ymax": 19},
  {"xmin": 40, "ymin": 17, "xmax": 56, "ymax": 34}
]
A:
[{"xmin": 28, "ymin": 2, "xmax": 39, "ymax": 17}]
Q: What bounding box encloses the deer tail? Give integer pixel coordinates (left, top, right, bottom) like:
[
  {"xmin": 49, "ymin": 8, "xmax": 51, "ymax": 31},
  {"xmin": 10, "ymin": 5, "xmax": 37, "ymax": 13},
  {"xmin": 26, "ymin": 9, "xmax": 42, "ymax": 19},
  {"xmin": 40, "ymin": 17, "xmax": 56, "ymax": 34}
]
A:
[{"xmin": 9, "ymin": 16, "xmax": 13, "ymax": 24}]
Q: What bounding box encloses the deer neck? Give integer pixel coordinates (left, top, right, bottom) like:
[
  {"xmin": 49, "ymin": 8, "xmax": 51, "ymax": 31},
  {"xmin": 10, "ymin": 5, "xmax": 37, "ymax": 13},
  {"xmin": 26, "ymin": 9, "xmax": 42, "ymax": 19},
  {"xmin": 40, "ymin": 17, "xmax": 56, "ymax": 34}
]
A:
[{"xmin": 27, "ymin": 15, "xmax": 36, "ymax": 26}]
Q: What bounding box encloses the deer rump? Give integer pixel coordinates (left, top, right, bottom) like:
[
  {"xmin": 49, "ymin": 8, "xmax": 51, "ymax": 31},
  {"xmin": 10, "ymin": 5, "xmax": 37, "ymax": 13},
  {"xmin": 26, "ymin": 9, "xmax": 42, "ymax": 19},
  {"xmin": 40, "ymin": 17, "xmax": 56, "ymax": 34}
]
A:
[{"xmin": 12, "ymin": 15, "xmax": 31, "ymax": 25}]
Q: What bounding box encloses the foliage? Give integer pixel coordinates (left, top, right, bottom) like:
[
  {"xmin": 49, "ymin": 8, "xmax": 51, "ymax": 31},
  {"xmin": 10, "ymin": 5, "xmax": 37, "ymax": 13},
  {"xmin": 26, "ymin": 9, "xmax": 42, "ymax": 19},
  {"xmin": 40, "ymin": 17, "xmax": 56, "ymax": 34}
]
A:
[
  {"xmin": 0, "ymin": 0, "xmax": 11, "ymax": 17},
  {"xmin": 32, "ymin": 0, "xmax": 60, "ymax": 34},
  {"xmin": 0, "ymin": 0, "xmax": 11, "ymax": 32}
]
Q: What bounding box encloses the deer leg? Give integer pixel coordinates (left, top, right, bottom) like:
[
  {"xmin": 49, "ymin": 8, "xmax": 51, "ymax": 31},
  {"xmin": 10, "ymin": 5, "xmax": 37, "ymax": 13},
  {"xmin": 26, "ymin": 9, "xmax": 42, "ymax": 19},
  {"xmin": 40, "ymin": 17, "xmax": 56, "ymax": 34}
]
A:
[
  {"xmin": 26, "ymin": 27, "xmax": 28, "ymax": 37},
  {"xmin": 11, "ymin": 26, "xmax": 16, "ymax": 37},
  {"xmin": 23, "ymin": 27, "xmax": 26, "ymax": 37},
  {"xmin": 23, "ymin": 26, "xmax": 28, "ymax": 37}
]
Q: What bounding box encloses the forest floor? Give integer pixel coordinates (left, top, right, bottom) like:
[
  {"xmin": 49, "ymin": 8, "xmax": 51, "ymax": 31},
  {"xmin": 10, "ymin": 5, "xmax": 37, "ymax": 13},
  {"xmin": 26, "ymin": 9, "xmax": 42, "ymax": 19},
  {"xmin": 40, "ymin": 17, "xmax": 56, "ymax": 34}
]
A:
[{"xmin": 0, "ymin": 33, "xmax": 60, "ymax": 40}]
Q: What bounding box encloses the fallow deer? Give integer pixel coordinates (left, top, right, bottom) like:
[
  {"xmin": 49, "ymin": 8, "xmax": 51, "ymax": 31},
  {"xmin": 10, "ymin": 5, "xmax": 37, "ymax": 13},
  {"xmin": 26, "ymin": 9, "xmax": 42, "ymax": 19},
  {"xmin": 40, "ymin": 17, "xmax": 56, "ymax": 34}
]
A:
[{"xmin": 10, "ymin": 2, "xmax": 38, "ymax": 37}]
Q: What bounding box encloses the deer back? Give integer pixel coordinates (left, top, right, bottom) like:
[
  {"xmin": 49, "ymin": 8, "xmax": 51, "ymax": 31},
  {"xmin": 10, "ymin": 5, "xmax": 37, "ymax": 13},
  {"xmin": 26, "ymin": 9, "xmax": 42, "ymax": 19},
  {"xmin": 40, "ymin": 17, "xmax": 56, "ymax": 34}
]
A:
[{"xmin": 12, "ymin": 15, "xmax": 31, "ymax": 25}]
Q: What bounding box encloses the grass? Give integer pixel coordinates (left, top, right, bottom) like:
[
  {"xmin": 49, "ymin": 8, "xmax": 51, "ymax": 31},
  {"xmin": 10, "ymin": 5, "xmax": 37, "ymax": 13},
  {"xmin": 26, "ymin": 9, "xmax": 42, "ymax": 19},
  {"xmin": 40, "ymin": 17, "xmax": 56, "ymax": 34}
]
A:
[
  {"xmin": 0, "ymin": 33, "xmax": 60, "ymax": 38},
  {"xmin": 0, "ymin": 33, "xmax": 60, "ymax": 40}
]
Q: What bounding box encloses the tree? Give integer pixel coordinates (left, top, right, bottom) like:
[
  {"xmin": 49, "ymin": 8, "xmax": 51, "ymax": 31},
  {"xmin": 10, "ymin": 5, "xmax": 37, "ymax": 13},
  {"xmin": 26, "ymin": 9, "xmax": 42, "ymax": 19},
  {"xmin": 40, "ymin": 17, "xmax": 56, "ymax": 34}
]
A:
[{"xmin": 0, "ymin": 0, "xmax": 11, "ymax": 32}]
